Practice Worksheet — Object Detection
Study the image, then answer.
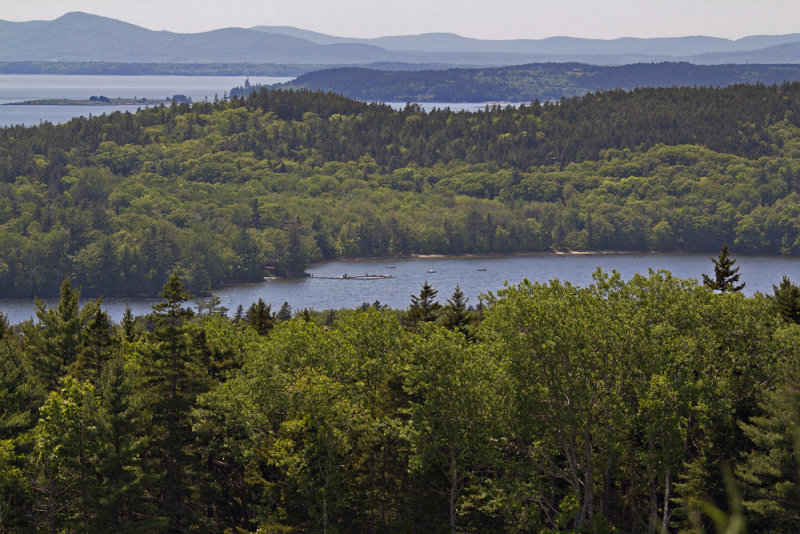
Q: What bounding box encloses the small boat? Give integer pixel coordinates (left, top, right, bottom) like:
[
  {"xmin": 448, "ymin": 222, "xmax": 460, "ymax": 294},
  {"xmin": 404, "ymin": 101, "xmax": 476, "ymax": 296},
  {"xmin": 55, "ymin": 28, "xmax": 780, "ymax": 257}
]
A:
[
  {"xmin": 427, "ymin": 268, "xmax": 437, "ymax": 274},
  {"xmin": 386, "ymin": 266, "xmax": 396, "ymax": 269},
  {"xmin": 477, "ymin": 268, "xmax": 487, "ymax": 271}
]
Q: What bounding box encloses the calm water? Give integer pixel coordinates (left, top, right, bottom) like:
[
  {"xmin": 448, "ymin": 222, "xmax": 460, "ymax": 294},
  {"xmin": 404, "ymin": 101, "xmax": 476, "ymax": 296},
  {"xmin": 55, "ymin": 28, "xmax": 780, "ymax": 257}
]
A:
[
  {"xmin": 2, "ymin": 253, "xmax": 798, "ymax": 324},
  {"xmin": 0, "ymin": 74, "xmax": 293, "ymax": 126}
]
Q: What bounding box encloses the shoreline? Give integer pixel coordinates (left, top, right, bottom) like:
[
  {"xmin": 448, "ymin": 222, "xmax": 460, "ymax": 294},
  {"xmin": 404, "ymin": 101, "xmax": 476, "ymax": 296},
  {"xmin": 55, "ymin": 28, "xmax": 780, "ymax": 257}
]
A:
[{"xmin": 324, "ymin": 250, "xmax": 709, "ymax": 263}]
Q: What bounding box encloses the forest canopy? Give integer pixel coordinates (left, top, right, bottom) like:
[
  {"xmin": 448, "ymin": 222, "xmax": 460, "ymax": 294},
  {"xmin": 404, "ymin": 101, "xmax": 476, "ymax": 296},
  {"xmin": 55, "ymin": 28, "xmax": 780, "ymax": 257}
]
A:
[
  {"xmin": 2, "ymin": 83, "xmax": 800, "ymax": 297},
  {"xmin": 0, "ymin": 270, "xmax": 798, "ymax": 532}
]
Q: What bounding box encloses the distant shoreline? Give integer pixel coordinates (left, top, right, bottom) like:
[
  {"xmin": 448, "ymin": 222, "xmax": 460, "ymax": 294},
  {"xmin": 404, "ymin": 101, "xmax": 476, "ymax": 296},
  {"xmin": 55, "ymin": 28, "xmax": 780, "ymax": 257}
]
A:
[
  {"xmin": 320, "ymin": 250, "xmax": 711, "ymax": 264},
  {"xmin": 3, "ymin": 97, "xmax": 171, "ymax": 106}
]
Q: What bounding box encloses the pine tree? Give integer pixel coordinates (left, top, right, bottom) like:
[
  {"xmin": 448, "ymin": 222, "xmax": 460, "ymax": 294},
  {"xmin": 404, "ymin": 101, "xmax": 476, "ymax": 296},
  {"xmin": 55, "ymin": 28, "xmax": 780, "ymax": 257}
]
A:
[
  {"xmin": 137, "ymin": 273, "xmax": 205, "ymax": 529},
  {"xmin": 0, "ymin": 311, "xmax": 8, "ymax": 342},
  {"xmin": 440, "ymin": 285, "xmax": 472, "ymax": 338},
  {"xmin": 737, "ymin": 357, "xmax": 800, "ymax": 530},
  {"xmin": 121, "ymin": 306, "xmax": 137, "ymax": 344},
  {"xmin": 277, "ymin": 301, "xmax": 293, "ymax": 322},
  {"xmin": 404, "ymin": 281, "xmax": 442, "ymax": 330},
  {"xmin": 772, "ymin": 276, "xmax": 800, "ymax": 324},
  {"xmin": 703, "ymin": 244, "xmax": 745, "ymax": 292},
  {"xmin": 72, "ymin": 308, "xmax": 114, "ymax": 385},
  {"xmin": 245, "ymin": 299, "xmax": 275, "ymax": 335},
  {"xmin": 22, "ymin": 278, "xmax": 99, "ymax": 389}
]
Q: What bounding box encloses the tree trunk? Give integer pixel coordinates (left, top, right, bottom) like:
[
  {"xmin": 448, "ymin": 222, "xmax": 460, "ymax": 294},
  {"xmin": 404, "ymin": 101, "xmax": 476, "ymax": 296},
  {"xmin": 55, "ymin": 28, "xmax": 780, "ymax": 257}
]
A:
[
  {"xmin": 648, "ymin": 476, "xmax": 657, "ymax": 534},
  {"xmin": 580, "ymin": 431, "xmax": 594, "ymax": 527},
  {"xmin": 449, "ymin": 453, "xmax": 458, "ymax": 534},
  {"xmin": 662, "ymin": 470, "xmax": 671, "ymax": 532}
]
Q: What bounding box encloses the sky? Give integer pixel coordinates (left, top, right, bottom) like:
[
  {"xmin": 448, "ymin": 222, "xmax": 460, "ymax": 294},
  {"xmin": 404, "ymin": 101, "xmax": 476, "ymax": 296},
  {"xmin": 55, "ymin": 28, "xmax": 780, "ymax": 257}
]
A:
[{"xmin": 1, "ymin": 0, "xmax": 799, "ymax": 40}]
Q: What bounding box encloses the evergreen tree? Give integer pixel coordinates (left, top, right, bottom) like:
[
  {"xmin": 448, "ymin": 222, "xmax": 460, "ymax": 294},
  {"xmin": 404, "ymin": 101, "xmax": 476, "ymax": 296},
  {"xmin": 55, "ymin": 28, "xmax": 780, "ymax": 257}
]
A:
[
  {"xmin": 0, "ymin": 312, "xmax": 8, "ymax": 342},
  {"xmin": 703, "ymin": 244, "xmax": 745, "ymax": 292},
  {"xmin": 277, "ymin": 301, "xmax": 293, "ymax": 322},
  {"xmin": 244, "ymin": 299, "xmax": 275, "ymax": 335},
  {"xmin": 440, "ymin": 284, "xmax": 472, "ymax": 337},
  {"xmin": 404, "ymin": 281, "xmax": 442, "ymax": 330},
  {"xmin": 94, "ymin": 355, "xmax": 154, "ymax": 532},
  {"xmin": 738, "ymin": 355, "xmax": 800, "ymax": 531},
  {"xmin": 772, "ymin": 276, "xmax": 800, "ymax": 324},
  {"xmin": 21, "ymin": 278, "xmax": 99, "ymax": 389},
  {"xmin": 137, "ymin": 273, "xmax": 205, "ymax": 529},
  {"xmin": 71, "ymin": 308, "xmax": 114, "ymax": 384},
  {"xmin": 121, "ymin": 306, "xmax": 137, "ymax": 344},
  {"xmin": 283, "ymin": 219, "xmax": 307, "ymax": 277}
]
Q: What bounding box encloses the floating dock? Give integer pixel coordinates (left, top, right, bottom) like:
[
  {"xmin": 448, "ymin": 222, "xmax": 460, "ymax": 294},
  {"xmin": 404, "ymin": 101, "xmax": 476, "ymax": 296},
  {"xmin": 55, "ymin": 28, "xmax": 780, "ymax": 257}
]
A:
[{"xmin": 311, "ymin": 273, "xmax": 396, "ymax": 280}]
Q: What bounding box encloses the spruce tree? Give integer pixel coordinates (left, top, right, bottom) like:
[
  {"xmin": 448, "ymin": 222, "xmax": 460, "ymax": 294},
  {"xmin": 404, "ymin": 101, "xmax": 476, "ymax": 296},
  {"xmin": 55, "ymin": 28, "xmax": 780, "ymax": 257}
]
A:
[
  {"xmin": 772, "ymin": 276, "xmax": 800, "ymax": 324},
  {"xmin": 138, "ymin": 273, "xmax": 205, "ymax": 529},
  {"xmin": 440, "ymin": 284, "xmax": 472, "ymax": 338},
  {"xmin": 0, "ymin": 311, "xmax": 8, "ymax": 342},
  {"xmin": 245, "ymin": 299, "xmax": 275, "ymax": 335},
  {"xmin": 404, "ymin": 281, "xmax": 442, "ymax": 330},
  {"xmin": 702, "ymin": 244, "xmax": 745, "ymax": 292},
  {"xmin": 71, "ymin": 308, "xmax": 114, "ymax": 385},
  {"xmin": 121, "ymin": 306, "xmax": 137, "ymax": 344},
  {"xmin": 22, "ymin": 278, "xmax": 99, "ymax": 389},
  {"xmin": 276, "ymin": 301, "xmax": 293, "ymax": 322}
]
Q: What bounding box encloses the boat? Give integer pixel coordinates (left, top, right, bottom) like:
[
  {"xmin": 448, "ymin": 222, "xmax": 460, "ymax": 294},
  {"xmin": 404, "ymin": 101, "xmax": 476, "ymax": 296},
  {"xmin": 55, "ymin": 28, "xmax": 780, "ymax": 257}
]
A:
[
  {"xmin": 427, "ymin": 268, "xmax": 436, "ymax": 273},
  {"xmin": 477, "ymin": 268, "xmax": 487, "ymax": 271}
]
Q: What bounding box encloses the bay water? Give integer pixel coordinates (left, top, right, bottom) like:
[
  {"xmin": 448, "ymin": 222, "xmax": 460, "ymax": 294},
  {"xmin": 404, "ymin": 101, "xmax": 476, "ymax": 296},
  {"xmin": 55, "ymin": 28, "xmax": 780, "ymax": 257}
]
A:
[
  {"xmin": 0, "ymin": 74, "xmax": 293, "ymax": 127},
  {"xmin": 2, "ymin": 252, "xmax": 798, "ymax": 324}
]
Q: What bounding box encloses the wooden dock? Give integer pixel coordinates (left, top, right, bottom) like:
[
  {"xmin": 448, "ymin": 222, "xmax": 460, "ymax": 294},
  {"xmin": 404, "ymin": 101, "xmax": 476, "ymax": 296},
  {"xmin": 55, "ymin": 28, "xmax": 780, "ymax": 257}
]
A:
[{"xmin": 310, "ymin": 273, "xmax": 396, "ymax": 280}]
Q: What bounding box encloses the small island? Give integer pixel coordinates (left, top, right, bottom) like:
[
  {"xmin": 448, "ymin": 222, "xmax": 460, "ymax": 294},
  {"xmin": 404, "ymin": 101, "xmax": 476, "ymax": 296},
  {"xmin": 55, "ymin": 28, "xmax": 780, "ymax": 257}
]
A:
[{"xmin": 4, "ymin": 94, "xmax": 192, "ymax": 106}]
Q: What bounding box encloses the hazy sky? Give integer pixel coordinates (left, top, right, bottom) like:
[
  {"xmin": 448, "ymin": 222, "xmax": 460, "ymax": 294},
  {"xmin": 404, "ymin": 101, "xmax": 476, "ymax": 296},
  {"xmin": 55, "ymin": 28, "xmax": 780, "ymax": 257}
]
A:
[{"xmin": 2, "ymin": 0, "xmax": 798, "ymax": 40}]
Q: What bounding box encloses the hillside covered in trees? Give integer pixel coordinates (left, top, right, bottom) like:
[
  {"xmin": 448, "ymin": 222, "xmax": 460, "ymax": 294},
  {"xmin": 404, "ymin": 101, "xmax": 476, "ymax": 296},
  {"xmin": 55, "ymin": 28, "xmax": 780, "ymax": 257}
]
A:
[
  {"xmin": 2, "ymin": 270, "xmax": 800, "ymax": 532},
  {"xmin": 269, "ymin": 62, "xmax": 800, "ymax": 102},
  {"xmin": 3, "ymin": 84, "xmax": 800, "ymax": 297}
]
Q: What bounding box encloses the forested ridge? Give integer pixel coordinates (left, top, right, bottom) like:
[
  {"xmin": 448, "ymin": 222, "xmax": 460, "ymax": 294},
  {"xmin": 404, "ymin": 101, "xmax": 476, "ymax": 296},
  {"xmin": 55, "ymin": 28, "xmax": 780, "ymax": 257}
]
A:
[
  {"xmin": 4, "ymin": 84, "xmax": 800, "ymax": 297},
  {"xmin": 272, "ymin": 62, "xmax": 800, "ymax": 102},
  {"xmin": 2, "ymin": 270, "xmax": 800, "ymax": 532}
]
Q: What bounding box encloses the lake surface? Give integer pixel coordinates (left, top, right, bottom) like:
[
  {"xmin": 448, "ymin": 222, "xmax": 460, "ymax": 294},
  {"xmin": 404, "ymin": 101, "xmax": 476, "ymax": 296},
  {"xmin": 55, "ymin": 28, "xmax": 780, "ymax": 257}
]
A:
[
  {"xmin": 0, "ymin": 74, "xmax": 293, "ymax": 126},
  {"xmin": 2, "ymin": 252, "xmax": 799, "ymax": 324}
]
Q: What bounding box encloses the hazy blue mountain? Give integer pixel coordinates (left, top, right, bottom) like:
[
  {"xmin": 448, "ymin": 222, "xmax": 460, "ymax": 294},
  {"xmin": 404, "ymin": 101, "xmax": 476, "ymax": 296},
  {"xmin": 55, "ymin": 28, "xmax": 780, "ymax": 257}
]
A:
[
  {"xmin": 0, "ymin": 12, "xmax": 397, "ymax": 63},
  {"xmin": 691, "ymin": 42, "xmax": 800, "ymax": 64},
  {"xmin": 3, "ymin": 13, "xmax": 800, "ymax": 66},
  {"xmin": 254, "ymin": 25, "xmax": 800, "ymax": 59}
]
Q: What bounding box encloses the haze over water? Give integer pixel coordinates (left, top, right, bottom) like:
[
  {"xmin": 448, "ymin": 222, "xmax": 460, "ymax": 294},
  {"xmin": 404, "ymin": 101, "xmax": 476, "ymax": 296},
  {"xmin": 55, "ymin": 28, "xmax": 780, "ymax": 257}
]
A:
[{"xmin": 0, "ymin": 74, "xmax": 293, "ymax": 126}]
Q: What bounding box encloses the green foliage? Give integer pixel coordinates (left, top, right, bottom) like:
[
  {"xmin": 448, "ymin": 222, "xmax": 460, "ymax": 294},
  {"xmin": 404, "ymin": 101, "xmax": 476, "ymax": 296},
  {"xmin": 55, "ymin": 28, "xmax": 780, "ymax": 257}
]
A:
[
  {"xmin": 772, "ymin": 276, "xmax": 800, "ymax": 324},
  {"xmin": 703, "ymin": 244, "xmax": 746, "ymax": 292},
  {"xmin": 737, "ymin": 333, "xmax": 800, "ymax": 531},
  {"xmin": 20, "ymin": 278, "xmax": 100, "ymax": 389},
  {"xmin": 403, "ymin": 281, "xmax": 442, "ymax": 329},
  {"xmin": 281, "ymin": 63, "xmax": 800, "ymax": 103},
  {"xmin": 3, "ymin": 85, "xmax": 800, "ymax": 297}
]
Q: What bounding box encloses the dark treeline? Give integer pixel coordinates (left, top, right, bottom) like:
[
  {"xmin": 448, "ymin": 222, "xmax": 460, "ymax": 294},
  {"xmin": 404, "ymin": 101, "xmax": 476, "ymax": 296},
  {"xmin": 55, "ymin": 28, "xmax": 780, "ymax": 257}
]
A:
[
  {"xmin": 3, "ymin": 84, "xmax": 800, "ymax": 297},
  {"xmin": 2, "ymin": 270, "xmax": 800, "ymax": 532},
  {"xmin": 274, "ymin": 62, "xmax": 800, "ymax": 102}
]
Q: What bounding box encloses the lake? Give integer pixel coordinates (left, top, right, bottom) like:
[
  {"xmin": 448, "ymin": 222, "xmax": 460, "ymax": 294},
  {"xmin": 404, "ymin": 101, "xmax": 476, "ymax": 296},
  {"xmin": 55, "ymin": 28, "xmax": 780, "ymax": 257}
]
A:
[
  {"xmin": 2, "ymin": 252, "xmax": 798, "ymax": 324},
  {"xmin": 0, "ymin": 74, "xmax": 293, "ymax": 126}
]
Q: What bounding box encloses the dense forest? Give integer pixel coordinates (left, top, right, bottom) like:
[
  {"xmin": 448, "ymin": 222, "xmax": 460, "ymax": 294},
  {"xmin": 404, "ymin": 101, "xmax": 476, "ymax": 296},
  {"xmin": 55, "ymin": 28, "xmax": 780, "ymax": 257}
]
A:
[
  {"xmin": 4, "ymin": 83, "xmax": 800, "ymax": 297},
  {"xmin": 268, "ymin": 62, "xmax": 800, "ymax": 102},
  {"xmin": 2, "ymin": 268, "xmax": 800, "ymax": 532}
]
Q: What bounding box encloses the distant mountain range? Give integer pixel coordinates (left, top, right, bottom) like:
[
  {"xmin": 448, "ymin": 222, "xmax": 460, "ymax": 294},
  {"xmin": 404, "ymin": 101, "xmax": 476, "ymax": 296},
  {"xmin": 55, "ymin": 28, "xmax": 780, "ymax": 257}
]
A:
[{"xmin": 2, "ymin": 12, "xmax": 800, "ymax": 67}]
